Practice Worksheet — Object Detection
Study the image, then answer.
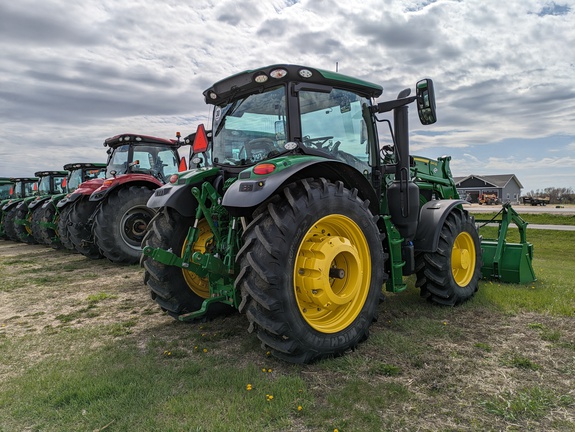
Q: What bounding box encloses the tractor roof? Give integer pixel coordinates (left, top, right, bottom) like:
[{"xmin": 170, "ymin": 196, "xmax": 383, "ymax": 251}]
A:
[
  {"xmin": 10, "ymin": 177, "xmax": 38, "ymax": 182},
  {"xmin": 63, "ymin": 162, "xmax": 107, "ymax": 171},
  {"xmin": 103, "ymin": 134, "xmax": 179, "ymax": 148},
  {"xmin": 34, "ymin": 170, "xmax": 69, "ymax": 177},
  {"xmin": 203, "ymin": 64, "xmax": 383, "ymax": 106}
]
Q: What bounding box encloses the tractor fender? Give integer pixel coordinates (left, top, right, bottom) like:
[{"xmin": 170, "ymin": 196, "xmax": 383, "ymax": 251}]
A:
[
  {"xmin": 146, "ymin": 171, "xmax": 224, "ymax": 218},
  {"xmin": 28, "ymin": 196, "xmax": 51, "ymax": 211},
  {"xmin": 222, "ymin": 159, "xmax": 378, "ymax": 217},
  {"xmin": 413, "ymin": 199, "xmax": 467, "ymax": 253},
  {"xmin": 89, "ymin": 174, "xmax": 163, "ymax": 202},
  {"xmin": 2, "ymin": 199, "xmax": 23, "ymax": 212}
]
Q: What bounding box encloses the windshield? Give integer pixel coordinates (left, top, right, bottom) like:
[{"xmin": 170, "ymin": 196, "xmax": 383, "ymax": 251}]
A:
[
  {"xmin": 38, "ymin": 176, "xmax": 52, "ymax": 194},
  {"xmin": 107, "ymin": 144, "xmax": 179, "ymax": 181},
  {"xmin": 299, "ymin": 88, "xmax": 373, "ymax": 173},
  {"xmin": 0, "ymin": 184, "xmax": 12, "ymax": 200},
  {"xmin": 107, "ymin": 144, "xmax": 130, "ymax": 177},
  {"xmin": 212, "ymin": 86, "xmax": 286, "ymax": 166},
  {"xmin": 14, "ymin": 181, "xmax": 37, "ymax": 198},
  {"xmin": 132, "ymin": 145, "xmax": 179, "ymax": 181}
]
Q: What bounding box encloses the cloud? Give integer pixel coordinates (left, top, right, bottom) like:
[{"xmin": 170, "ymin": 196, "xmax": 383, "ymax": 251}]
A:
[{"xmin": 0, "ymin": 0, "xmax": 573, "ymax": 193}]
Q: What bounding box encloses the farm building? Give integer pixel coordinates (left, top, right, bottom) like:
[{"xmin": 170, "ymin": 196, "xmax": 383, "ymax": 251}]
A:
[{"xmin": 453, "ymin": 174, "xmax": 523, "ymax": 204}]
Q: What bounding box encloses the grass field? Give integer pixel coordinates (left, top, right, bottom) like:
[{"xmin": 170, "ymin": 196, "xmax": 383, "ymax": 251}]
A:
[{"xmin": 0, "ymin": 226, "xmax": 574, "ymax": 431}]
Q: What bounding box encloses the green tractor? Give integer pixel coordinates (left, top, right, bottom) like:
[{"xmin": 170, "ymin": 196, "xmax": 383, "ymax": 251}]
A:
[
  {"xmin": 31, "ymin": 163, "xmax": 106, "ymax": 248},
  {"xmin": 141, "ymin": 64, "xmax": 535, "ymax": 363},
  {"xmin": 0, "ymin": 178, "xmax": 13, "ymax": 201},
  {"xmin": 1, "ymin": 177, "xmax": 39, "ymax": 241},
  {"xmin": 0, "ymin": 177, "xmax": 15, "ymax": 239},
  {"xmin": 15, "ymin": 171, "xmax": 68, "ymax": 244}
]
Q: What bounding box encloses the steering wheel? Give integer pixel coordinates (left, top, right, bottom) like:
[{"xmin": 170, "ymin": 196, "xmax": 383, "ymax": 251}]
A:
[
  {"xmin": 245, "ymin": 138, "xmax": 278, "ymax": 160},
  {"xmin": 303, "ymin": 136, "xmax": 334, "ymax": 149}
]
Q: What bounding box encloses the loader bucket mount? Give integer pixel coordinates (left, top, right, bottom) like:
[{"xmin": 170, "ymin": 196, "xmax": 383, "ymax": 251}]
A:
[{"xmin": 477, "ymin": 203, "xmax": 536, "ymax": 284}]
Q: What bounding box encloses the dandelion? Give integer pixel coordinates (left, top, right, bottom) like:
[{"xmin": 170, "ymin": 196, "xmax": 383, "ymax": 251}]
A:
[
  {"xmin": 298, "ymin": 405, "xmax": 303, "ymax": 411},
  {"xmin": 203, "ymin": 348, "xmax": 208, "ymax": 353},
  {"xmin": 268, "ymin": 368, "xmax": 272, "ymax": 373},
  {"xmin": 266, "ymin": 351, "xmax": 271, "ymax": 356},
  {"xmin": 266, "ymin": 394, "xmax": 274, "ymax": 401},
  {"xmin": 443, "ymin": 321, "xmax": 447, "ymax": 325},
  {"xmin": 194, "ymin": 346, "xmax": 198, "ymax": 351},
  {"xmin": 246, "ymin": 384, "xmax": 253, "ymax": 391},
  {"xmin": 262, "ymin": 368, "xmax": 267, "ymax": 372}
]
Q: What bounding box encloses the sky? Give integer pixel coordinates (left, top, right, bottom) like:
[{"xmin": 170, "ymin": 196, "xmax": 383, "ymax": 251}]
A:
[{"xmin": 1, "ymin": 0, "xmax": 574, "ymax": 194}]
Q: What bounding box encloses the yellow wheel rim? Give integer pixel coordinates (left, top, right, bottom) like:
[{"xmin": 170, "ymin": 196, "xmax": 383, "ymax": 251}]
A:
[
  {"xmin": 293, "ymin": 214, "xmax": 371, "ymax": 334},
  {"xmin": 181, "ymin": 219, "xmax": 211, "ymax": 298},
  {"xmin": 451, "ymin": 231, "xmax": 476, "ymax": 287}
]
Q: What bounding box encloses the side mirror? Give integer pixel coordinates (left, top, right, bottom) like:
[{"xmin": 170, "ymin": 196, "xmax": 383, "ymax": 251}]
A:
[{"xmin": 416, "ymin": 79, "xmax": 437, "ymax": 125}]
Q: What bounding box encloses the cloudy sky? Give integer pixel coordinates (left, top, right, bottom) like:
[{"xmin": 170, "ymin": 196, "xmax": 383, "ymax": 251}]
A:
[{"xmin": 1, "ymin": 0, "xmax": 574, "ymax": 193}]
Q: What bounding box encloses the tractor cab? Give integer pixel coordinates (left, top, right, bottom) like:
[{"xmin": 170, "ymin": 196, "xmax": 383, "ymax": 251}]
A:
[
  {"xmin": 201, "ymin": 65, "xmax": 385, "ymax": 179},
  {"xmin": 63, "ymin": 163, "xmax": 107, "ymax": 193},
  {"xmin": 5, "ymin": 178, "xmax": 38, "ymax": 201},
  {"xmin": 0, "ymin": 178, "xmax": 14, "ymax": 201},
  {"xmin": 35, "ymin": 171, "xmax": 69, "ymax": 196},
  {"xmin": 104, "ymin": 134, "xmax": 181, "ymax": 183}
]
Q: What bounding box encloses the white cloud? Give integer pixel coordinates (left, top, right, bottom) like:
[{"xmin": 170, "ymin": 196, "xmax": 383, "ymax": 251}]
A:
[{"xmin": 0, "ymin": 0, "xmax": 574, "ymax": 189}]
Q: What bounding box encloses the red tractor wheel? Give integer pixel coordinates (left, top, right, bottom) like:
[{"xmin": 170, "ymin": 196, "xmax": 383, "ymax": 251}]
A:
[{"xmin": 93, "ymin": 186, "xmax": 156, "ymax": 264}]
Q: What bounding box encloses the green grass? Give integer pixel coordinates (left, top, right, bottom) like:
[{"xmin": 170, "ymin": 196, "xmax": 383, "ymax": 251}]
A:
[
  {"xmin": 471, "ymin": 212, "xmax": 575, "ymax": 225},
  {"xmin": 1, "ymin": 224, "xmax": 574, "ymax": 431}
]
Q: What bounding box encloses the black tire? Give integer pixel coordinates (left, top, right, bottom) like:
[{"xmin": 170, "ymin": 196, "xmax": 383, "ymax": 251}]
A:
[
  {"xmin": 236, "ymin": 178, "xmax": 385, "ymax": 364},
  {"xmin": 30, "ymin": 205, "xmax": 49, "ymax": 245},
  {"xmin": 15, "ymin": 204, "xmax": 37, "ymax": 244},
  {"xmin": 57, "ymin": 204, "xmax": 75, "ymax": 250},
  {"xmin": 0, "ymin": 211, "xmax": 9, "ymax": 240},
  {"xmin": 141, "ymin": 207, "xmax": 234, "ymax": 320},
  {"xmin": 37, "ymin": 202, "xmax": 64, "ymax": 248},
  {"xmin": 415, "ymin": 208, "xmax": 481, "ymax": 306},
  {"xmin": 93, "ymin": 186, "xmax": 156, "ymax": 264},
  {"xmin": 68, "ymin": 196, "xmax": 102, "ymax": 259},
  {"xmin": 3, "ymin": 207, "xmax": 19, "ymax": 241}
]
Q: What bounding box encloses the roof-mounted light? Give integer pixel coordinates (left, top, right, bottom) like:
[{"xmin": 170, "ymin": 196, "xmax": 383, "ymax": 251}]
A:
[
  {"xmin": 254, "ymin": 73, "xmax": 268, "ymax": 83},
  {"xmin": 135, "ymin": 136, "xmax": 142, "ymax": 141},
  {"xmin": 208, "ymin": 91, "xmax": 217, "ymax": 100},
  {"xmin": 298, "ymin": 69, "xmax": 313, "ymax": 78},
  {"xmin": 269, "ymin": 68, "xmax": 288, "ymax": 79}
]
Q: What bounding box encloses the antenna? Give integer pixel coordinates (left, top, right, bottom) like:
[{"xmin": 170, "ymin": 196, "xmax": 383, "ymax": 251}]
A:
[{"xmin": 335, "ymin": 62, "xmax": 339, "ymax": 72}]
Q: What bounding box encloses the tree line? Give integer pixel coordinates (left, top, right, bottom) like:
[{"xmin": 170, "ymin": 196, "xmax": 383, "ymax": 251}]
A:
[{"xmin": 524, "ymin": 187, "xmax": 575, "ymax": 204}]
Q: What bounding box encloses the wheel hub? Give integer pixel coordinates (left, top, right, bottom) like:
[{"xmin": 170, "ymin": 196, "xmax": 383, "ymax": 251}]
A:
[
  {"xmin": 293, "ymin": 214, "xmax": 371, "ymax": 333},
  {"xmin": 451, "ymin": 231, "xmax": 476, "ymax": 287}
]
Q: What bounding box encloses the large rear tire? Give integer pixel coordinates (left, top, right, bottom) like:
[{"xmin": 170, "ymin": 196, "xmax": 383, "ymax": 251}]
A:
[
  {"xmin": 3, "ymin": 207, "xmax": 19, "ymax": 241},
  {"xmin": 141, "ymin": 207, "xmax": 233, "ymax": 319},
  {"xmin": 236, "ymin": 178, "xmax": 385, "ymax": 364},
  {"xmin": 15, "ymin": 204, "xmax": 36, "ymax": 244},
  {"xmin": 415, "ymin": 208, "xmax": 481, "ymax": 305},
  {"xmin": 68, "ymin": 196, "xmax": 102, "ymax": 259},
  {"xmin": 37, "ymin": 202, "xmax": 63, "ymax": 248},
  {"xmin": 30, "ymin": 204, "xmax": 49, "ymax": 245},
  {"xmin": 93, "ymin": 186, "xmax": 156, "ymax": 264},
  {"xmin": 57, "ymin": 204, "xmax": 75, "ymax": 250}
]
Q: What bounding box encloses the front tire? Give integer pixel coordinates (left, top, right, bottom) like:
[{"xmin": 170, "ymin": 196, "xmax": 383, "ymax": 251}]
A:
[
  {"xmin": 68, "ymin": 196, "xmax": 102, "ymax": 259},
  {"xmin": 15, "ymin": 204, "xmax": 36, "ymax": 244},
  {"xmin": 236, "ymin": 178, "xmax": 385, "ymax": 364},
  {"xmin": 30, "ymin": 204, "xmax": 49, "ymax": 245},
  {"xmin": 4, "ymin": 207, "xmax": 19, "ymax": 241},
  {"xmin": 415, "ymin": 208, "xmax": 481, "ymax": 305},
  {"xmin": 57, "ymin": 204, "xmax": 75, "ymax": 250},
  {"xmin": 141, "ymin": 207, "xmax": 233, "ymax": 319},
  {"xmin": 37, "ymin": 202, "xmax": 63, "ymax": 248},
  {"xmin": 93, "ymin": 186, "xmax": 156, "ymax": 264}
]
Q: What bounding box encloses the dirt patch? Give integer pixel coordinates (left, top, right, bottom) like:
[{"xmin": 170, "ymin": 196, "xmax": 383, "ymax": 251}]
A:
[{"xmin": 1, "ymin": 240, "xmax": 574, "ymax": 431}]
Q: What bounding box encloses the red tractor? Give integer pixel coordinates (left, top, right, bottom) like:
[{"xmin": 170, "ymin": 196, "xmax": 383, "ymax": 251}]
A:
[{"xmin": 64, "ymin": 133, "xmax": 185, "ymax": 264}]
